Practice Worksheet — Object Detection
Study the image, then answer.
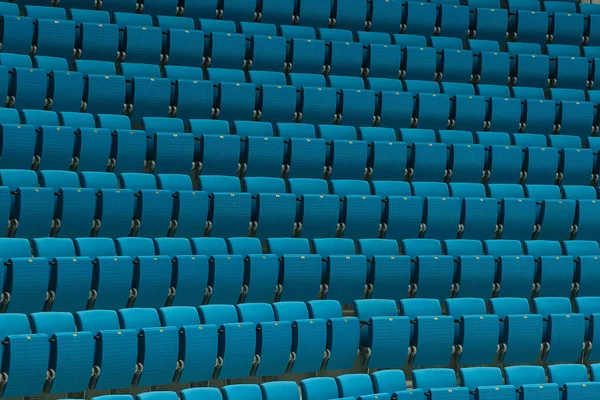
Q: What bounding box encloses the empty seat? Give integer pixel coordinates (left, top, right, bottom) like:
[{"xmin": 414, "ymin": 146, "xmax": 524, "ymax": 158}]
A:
[
  {"xmin": 533, "ymin": 297, "xmax": 585, "ymax": 363},
  {"xmin": 484, "ymin": 239, "xmax": 535, "ymax": 298},
  {"xmin": 74, "ymin": 237, "xmax": 133, "ymax": 311},
  {"xmin": 29, "ymin": 312, "xmax": 94, "ymax": 394},
  {"xmin": 354, "ymin": 299, "xmax": 410, "ymax": 369},
  {"xmin": 119, "ymin": 308, "xmax": 178, "ymax": 386},
  {"xmin": 308, "ymin": 300, "xmax": 360, "ymax": 370},
  {"xmin": 0, "ymin": 238, "xmax": 49, "ymax": 314},
  {"xmin": 525, "ymin": 185, "xmax": 575, "ymax": 241},
  {"xmin": 215, "ymin": 82, "xmax": 256, "ymax": 123},
  {"xmin": 574, "ymin": 297, "xmax": 600, "ymax": 361},
  {"xmin": 188, "ymin": 120, "xmax": 239, "ymax": 176},
  {"xmin": 236, "ymin": 304, "xmax": 292, "ymax": 377},
  {"xmin": 116, "ymin": 238, "xmax": 172, "ymax": 309},
  {"xmin": 158, "ymin": 307, "xmax": 218, "ymax": 383},
  {"xmin": 76, "ymin": 19, "xmax": 119, "ymax": 62},
  {"xmin": 154, "ymin": 237, "xmax": 208, "ymax": 307},
  {"xmin": 547, "ymin": 45, "xmax": 589, "ymax": 90},
  {"xmin": 268, "ymin": 238, "xmax": 322, "ymax": 302},
  {"xmin": 0, "ymin": 170, "xmax": 53, "ymax": 239},
  {"xmin": 244, "ymin": 177, "xmax": 296, "ymax": 238},
  {"xmin": 460, "ymin": 367, "xmax": 515, "ymax": 400},
  {"xmin": 400, "ymin": 298, "xmax": 455, "ymax": 367},
  {"xmin": 357, "ymin": 239, "xmax": 410, "ymax": 301},
  {"xmin": 32, "ymin": 238, "xmax": 92, "ymax": 312},
  {"xmin": 288, "ymin": 38, "xmax": 326, "ymax": 74},
  {"xmin": 233, "ymin": 121, "xmax": 285, "ymax": 178},
  {"xmin": 273, "ymin": 302, "xmax": 327, "ymax": 373},
  {"xmin": 0, "ymin": 313, "xmax": 50, "ymax": 397},
  {"xmin": 548, "ymin": 364, "xmax": 600, "ymax": 396},
  {"xmin": 312, "ymin": 238, "xmax": 367, "ymax": 304},
  {"xmin": 445, "ymin": 298, "xmax": 499, "ymax": 366},
  {"xmin": 277, "ymin": 123, "xmax": 326, "ymax": 179},
  {"xmin": 489, "ymin": 297, "xmax": 543, "ymax": 364},
  {"xmin": 287, "ymin": 178, "xmax": 340, "ymax": 239},
  {"xmin": 199, "ymin": 176, "xmax": 252, "ymax": 238},
  {"xmin": 444, "ymin": 239, "xmax": 495, "ymax": 299},
  {"xmin": 39, "ymin": 170, "xmax": 95, "ymax": 238},
  {"xmin": 402, "ymin": 239, "xmax": 454, "ymax": 301},
  {"xmin": 487, "ymin": 184, "xmax": 536, "ymax": 241},
  {"xmin": 143, "ymin": 117, "xmax": 193, "ymax": 175},
  {"xmin": 402, "ymin": 2, "xmax": 437, "ymax": 37},
  {"xmin": 412, "ymin": 182, "xmax": 461, "ymax": 241},
  {"xmin": 31, "ymin": 14, "xmax": 75, "ymax": 60},
  {"xmin": 565, "ymin": 241, "xmax": 600, "ymax": 298},
  {"xmin": 192, "ymin": 238, "xmax": 244, "ymax": 305},
  {"xmin": 330, "ymin": 180, "xmax": 381, "ymax": 240}
]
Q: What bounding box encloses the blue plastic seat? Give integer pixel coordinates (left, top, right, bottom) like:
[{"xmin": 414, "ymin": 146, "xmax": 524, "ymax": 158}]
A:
[
  {"xmin": 0, "ymin": 238, "xmax": 49, "ymax": 314},
  {"xmin": 243, "ymin": 177, "xmax": 296, "ymax": 238},
  {"xmin": 261, "ymin": 382, "xmax": 300, "ymax": 400},
  {"xmin": 235, "ymin": 304, "xmax": 292, "ymax": 377},
  {"xmin": 160, "ymin": 307, "xmax": 218, "ymax": 384},
  {"xmin": 118, "ymin": 308, "xmax": 178, "ymax": 386},
  {"xmin": 76, "ymin": 19, "xmax": 119, "ymax": 62},
  {"xmin": 366, "ymin": 44, "xmax": 402, "ymax": 79},
  {"xmin": 524, "ymin": 240, "xmax": 574, "ymax": 298},
  {"xmin": 505, "ymin": 365, "xmax": 560, "ymax": 399},
  {"xmin": 273, "ymin": 301, "xmax": 327, "ymax": 373},
  {"xmin": 471, "ymin": 7, "xmax": 508, "ymax": 43},
  {"xmin": 192, "ymin": 238, "xmax": 244, "ymax": 305},
  {"xmin": 115, "ymin": 238, "xmax": 172, "ymax": 308},
  {"xmin": 74, "ymin": 238, "xmax": 133, "ymax": 311},
  {"xmin": 565, "ymin": 241, "xmax": 600, "ymax": 297},
  {"xmin": 521, "ymin": 98, "xmax": 557, "ymax": 135},
  {"xmin": 312, "ymin": 238, "xmax": 367, "ymax": 304},
  {"xmin": 376, "ymin": 91, "xmax": 415, "ymax": 130},
  {"xmin": 0, "ymin": 170, "xmax": 53, "ymax": 239},
  {"xmin": 227, "ymin": 238, "xmax": 277, "ymax": 304},
  {"xmin": 0, "ymin": 14, "xmax": 34, "ymax": 55},
  {"xmin": 171, "ymin": 78, "xmax": 213, "ymax": 123},
  {"xmin": 548, "ymin": 363, "xmax": 600, "ymax": 396},
  {"xmin": 318, "ymin": 126, "xmax": 367, "ymax": 180},
  {"xmin": 29, "ymin": 312, "xmax": 94, "ymax": 393},
  {"xmin": 295, "ymin": 0, "xmax": 330, "ymax": 27},
  {"xmin": 533, "ymin": 297, "xmax": 585, "ymax": 363},
  {"xmin": 372, "ymin": 181, "xmax": 422, "ymax": 242},
  {"xmin": 31, "ymin": 15, "xmax": 75, "ymax": 60},
  {"xmin": 525, "ymin": 185, "xmax": 575, "ymax": 241},
  {"xmin": 0, "ymin": 313, "xmax": 50, "ymax": 397},
  {"xmin": 547, "ymin": 45, "xmax": 589, "ymax": 90},
  {"xmin": 267, "ymin": 238, "xmax": 322, "ymax": 302},
  {"xmin": 287, "ymin": 178, "xmax": 339, "ymax": 239},
  {"xmin": 188, "ymin": 120, "xmax": 238, "ymax": 176},
  {"xmin": 308, "ymin": 300, "xmax": 360, "ymax": 371},
  {"xmin": 460, "ymin": 367, "xmax": 515, "ymax": 400},
  {"xmin": 31, "ymin": 238, "xmax": 92, "ymax": 312},
  {"xmin": 369, "ymin": 0, "xmax": 403, "ymax": 33},
  {"xmin": 153, "ymin": 238, "xmax": 208, "ymax": 307},
  {"xmin": 401, "ymin": 239, "xmax": 454, "ymax": 301},
  {"xmin": 400, "ymin": 299, "xmax": 455, "ymax": 367},
  {"xmin": 359, "ymin": 127, "xmax": 406, "ymax": 181},
  {"xmin": 443, "ymin": 240, "xmax": 495, "ymax": 299},
  {"xmin": 507, "ymin": 42, "xmax": 549, "ymax": 88},
  {"xmin": 489, "ymin": 298, "xmax": 543, "ymax": 364},
  {"xmin": 445, "ymin": 298, "xmax": 499, "ymax": 366},
  {"xmin": 39, "ymin": 170, "xmax": 95, "ymax": 238},
  {"xmin": 199, "ymin": 175, "xmax": 252, "ymax": 238},
  {"xmin": 330, "ymin": 180, "xmax": 381, "ymax": 240},
  {"xmin": 401, "ymin": 45, "xmax": 437, "ymax": 81},
  {"xmin": 354, "ymin": 299, "xmax": 410, "ymax": 369},
  {"xmin": 403, "ymin": 1, "xmax": 437, "ymax": 37},
  {"xmin": 233, "ymin": 122, "xmax": 284, "ymax": 178},
  {"xmin": 277, "ymin": 123, "xmax": 326, "ymax": 179},
  {"xmin": 288, "ymin": 37, "xmax": 326, "ymax": 74},
  {"xmin": 549, "ymin": 10, "xmax": 584, "ymax": 46},
  {"xmin": 574, "ymin": 297, "xmax": 600, "ymax": 362},
  {"xmin": 215, "ymin": 82, "xmax": 256, "ymax": 123},
  {"xmin": 412, "ymin": 182, "xmax": 461, "ymax": 240},
  {"xmin": 487, "ymin": 184, "xmax": 536, "ymax": 241},
  {"xmin": 484, "ymin": 240, "xmax": 535, "ymax": 299},
  {"xmin": 197, "ymin": 305, "xmax": 253, "ymax": 379}
]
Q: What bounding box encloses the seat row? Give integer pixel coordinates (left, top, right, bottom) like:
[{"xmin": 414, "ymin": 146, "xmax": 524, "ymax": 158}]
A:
[
  {"xmin": 356, "ymin": 296, "xmax": 600, "ymax": 368},
  {"xmin": 86, "ymin": 363, "xmax": 600, "ymax": 400},
  {"xmin": 3, "ymin": 165, "xmax": 600, "ymax": 242},
  {"xmin": 1, "ymin": 233, "xmax": 600, "ymax": 314},
  {"xmin": 0, "ymin": 301, "xmax": 354, "ymax": 396},
  {"xmin": 3, "ymin": 296, "xmax": 600, "ymax": 397}
]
